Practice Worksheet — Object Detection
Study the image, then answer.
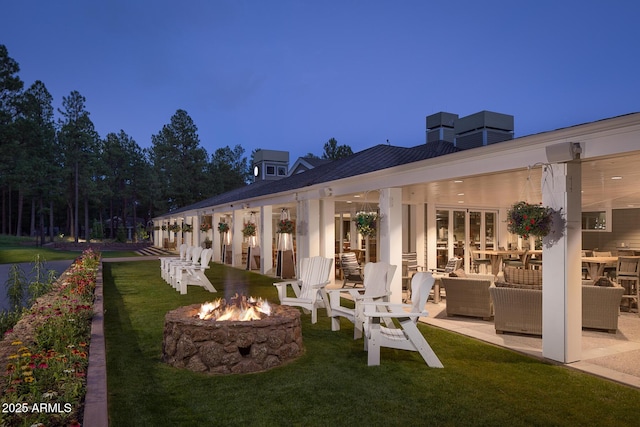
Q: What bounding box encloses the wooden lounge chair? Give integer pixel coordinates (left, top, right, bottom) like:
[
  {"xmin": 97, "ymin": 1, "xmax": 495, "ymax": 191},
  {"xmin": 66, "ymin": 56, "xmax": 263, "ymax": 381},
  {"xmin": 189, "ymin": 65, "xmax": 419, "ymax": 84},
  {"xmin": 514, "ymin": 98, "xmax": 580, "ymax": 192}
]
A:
[
  {"xmin": 175, "ymin": 248, "xmax": 216, "ymax": 295},
  {"xmin": 362, "ymin": 271, "xmax": 443, "ymax": 367},
  {"xmin": 273, "ymin": 256, "xmax": 333, "ymax": 324},
  {"xmin": 328, "ymin": 261, "xmax": 396, "ymax": 339}
]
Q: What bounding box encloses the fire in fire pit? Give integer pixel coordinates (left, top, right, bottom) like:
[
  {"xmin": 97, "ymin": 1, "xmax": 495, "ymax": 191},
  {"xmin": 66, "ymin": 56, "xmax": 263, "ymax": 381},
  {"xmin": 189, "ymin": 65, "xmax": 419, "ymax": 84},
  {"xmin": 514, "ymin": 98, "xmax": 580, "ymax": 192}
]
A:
[
  {"xmin": 197, "ymin": 294, "xmax": 271, "ymax": 321},
  {"xmin": 163, "ymin": 295, "xmax": 303, "ymax": 374}
]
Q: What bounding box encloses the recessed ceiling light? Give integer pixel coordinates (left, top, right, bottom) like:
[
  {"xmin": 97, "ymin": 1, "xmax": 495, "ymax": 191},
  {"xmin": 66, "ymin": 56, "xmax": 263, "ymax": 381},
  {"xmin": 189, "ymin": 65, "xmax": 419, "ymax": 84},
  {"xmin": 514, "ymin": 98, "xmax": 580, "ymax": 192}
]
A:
[
  {"xmin": 353, "ymin": 194, "xmax": 361, "ymax": 198},
  {"xmin": 346, "ymin": 201, "xmax": 352, "ymax": 204},
  {"xmin": 457, "ymin": 200, "xmax": 464, "ymax": 204},
  {"xmin": 454, "ymin": 180, "xmax": 463, "ymax": 183},
  {"xmin": 611, "ymin": 176, "xmax": 622, "ymax": 180},
  {"xmin": 457, "ymin": 193, "xmax": 464, "ymax": 196}
]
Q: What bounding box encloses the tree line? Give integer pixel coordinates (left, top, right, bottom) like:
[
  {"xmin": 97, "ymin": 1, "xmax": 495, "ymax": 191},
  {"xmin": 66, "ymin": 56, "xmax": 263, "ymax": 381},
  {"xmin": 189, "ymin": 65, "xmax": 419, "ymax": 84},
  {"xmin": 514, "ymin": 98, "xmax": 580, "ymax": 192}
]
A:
[{"xmin": 0, "ymin": 45, "xmax": 353, "ymax": 244}]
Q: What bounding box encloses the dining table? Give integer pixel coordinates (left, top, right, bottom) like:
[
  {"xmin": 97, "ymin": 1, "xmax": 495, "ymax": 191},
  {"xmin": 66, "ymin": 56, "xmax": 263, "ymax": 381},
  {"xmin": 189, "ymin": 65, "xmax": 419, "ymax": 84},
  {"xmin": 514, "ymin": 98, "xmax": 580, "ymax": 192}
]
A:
[
  {"xmin": 474, "ymin": 249, "xmax": 525, "ymax": 275},
  {"xmin": 581, "ymin": 256, "xmax": 618, "ymax": 279}
]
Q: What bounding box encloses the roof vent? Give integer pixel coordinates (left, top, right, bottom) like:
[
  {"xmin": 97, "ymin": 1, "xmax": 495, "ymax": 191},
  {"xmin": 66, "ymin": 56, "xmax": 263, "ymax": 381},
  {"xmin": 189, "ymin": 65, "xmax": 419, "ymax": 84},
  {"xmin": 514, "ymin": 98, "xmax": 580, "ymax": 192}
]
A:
[
  {"xmin": 426, "ymin": 112, "xmax": 459, "ymax": 143},
  {"xmin": 454, "ymin": 111, "xmax": 514, "ymax": 149}
]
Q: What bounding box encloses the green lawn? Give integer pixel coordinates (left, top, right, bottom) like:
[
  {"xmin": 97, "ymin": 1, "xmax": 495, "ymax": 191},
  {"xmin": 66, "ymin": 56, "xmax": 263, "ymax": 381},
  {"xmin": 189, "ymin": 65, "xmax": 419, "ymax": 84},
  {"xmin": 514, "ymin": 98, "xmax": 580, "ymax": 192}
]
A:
[
  {"xmin": 0, "ymin": 235, "xmax": 139, "ymax": 263},
  {"xmin": 104, "ymin": 260, "xmax": 639, "ymax": 427}
]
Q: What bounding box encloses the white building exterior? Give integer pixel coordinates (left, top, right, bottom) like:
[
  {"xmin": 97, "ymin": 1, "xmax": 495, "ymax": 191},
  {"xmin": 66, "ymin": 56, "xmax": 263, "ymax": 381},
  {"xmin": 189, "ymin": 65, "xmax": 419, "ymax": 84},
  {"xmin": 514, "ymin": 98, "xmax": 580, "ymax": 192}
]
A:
[{"xmin": 154, "ymin": 112, "xmax": 640, "ymax": 365}]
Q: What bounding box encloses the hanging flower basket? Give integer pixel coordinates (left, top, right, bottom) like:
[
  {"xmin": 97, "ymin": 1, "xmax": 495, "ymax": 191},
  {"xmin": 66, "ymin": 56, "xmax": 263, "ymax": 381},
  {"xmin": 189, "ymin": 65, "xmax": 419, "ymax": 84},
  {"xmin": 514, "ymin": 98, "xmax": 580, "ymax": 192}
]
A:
[
  {"xmin": 200, "ymin": 223, "xmax": 212, "ymax": 232},
  {"xmin": 161, "ymin": 225, "xmax": 167, "ymax": 231},
  {"xmin": 182, "ymin": 224, "xmax": 193, "ymax": 233},
  {"xmin": 354, "ymin": 211, "xmax": 378, "ymax": 237},
  {"xmin": 218, "ymin": 222, "xmax": 229, "ymax": 233},
  {"xmin": 507, "ymin": 201, "xmax": 556, "ymax": 239},
  {"xmin": 242, "ymin": 222, "xmax": 256, "ymax": 237},
  {"xmin": 277, "ymin": 219, "xmax": 295, "ymax": 234},
  {"xmin": 167, "ymin": 223, "xmax": 181, "ymax": 233}
]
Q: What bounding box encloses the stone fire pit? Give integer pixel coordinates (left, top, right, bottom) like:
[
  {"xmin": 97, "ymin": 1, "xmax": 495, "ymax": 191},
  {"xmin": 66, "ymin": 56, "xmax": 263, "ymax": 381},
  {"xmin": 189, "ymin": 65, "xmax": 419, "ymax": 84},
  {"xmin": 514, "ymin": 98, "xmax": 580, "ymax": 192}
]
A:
[{"xmin": 162, "ymin": 303, "xmax": 303, "ymax": 374}]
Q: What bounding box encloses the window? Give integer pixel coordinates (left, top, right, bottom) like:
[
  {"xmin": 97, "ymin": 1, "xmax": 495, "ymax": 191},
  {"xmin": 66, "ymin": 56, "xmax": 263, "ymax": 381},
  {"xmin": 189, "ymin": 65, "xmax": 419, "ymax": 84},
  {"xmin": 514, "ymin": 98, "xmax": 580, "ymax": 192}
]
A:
[
  {"xmin": 266, "ymin": 165, "xmax": 275, "ymax": 175},
  {"xmin": 278, "ymin": 166, "xmax": 287, "ymax": 176},
  {"xmin": 582, "ymin": 211, "xmax": 608, "ymax": 231}
]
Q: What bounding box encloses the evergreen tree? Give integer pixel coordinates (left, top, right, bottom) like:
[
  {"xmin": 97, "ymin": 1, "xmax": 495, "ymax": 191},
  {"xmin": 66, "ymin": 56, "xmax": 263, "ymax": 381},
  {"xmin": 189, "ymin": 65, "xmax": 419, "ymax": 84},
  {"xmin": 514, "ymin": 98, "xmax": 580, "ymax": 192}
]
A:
[
  {"xmin": 14, "ymin": 81, "xmax": 58, "ymax": 241},
  {"xmin": 0, "ymin": 45, "xmax": 24, "ymax": 235},
  {"xmin": 57, "ymin": 90, "xmax": 99, "ymax": 241},
  {"xmin": 149, "ymin": 109, "xmax": 209, "ymax": 213},
  {"xmin": 209, "ymin": 144, "xmax": 250, "ymax": 195},
  {"xmin": 322, "ymin": 137, "xmax": 353, "ymax": 160}
]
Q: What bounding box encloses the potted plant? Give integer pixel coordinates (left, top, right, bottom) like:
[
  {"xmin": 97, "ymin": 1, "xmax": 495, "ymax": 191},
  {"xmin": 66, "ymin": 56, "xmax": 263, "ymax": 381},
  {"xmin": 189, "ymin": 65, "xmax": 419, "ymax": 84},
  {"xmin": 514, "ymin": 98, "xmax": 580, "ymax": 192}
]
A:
[
  {"xmin": 354, "ymin": 211, "xmax": 378, "ymax": 237},
  {"xmin": 182, "ymin": 223, "xmax": 193, "ymax": 233},
  {"xmin": 168, "ymin": 223, "xmax": 181, "ymax": 233},
  {"xmin": 218, "ymin": 222, "xmax": 229, "ymax": 233},
  {"xmin": 507, "ymin": 201, "xmax": 556, "ymax": 239},
  {"xmin": 242, "ymin": 222, "xmax": 257, "ymax": 237},
  {"xmin": 277, "ymin": 218, "xmax": 295, "ymax": 234},
  {"xmin": 200, "ymin": 223, "xmax": 212, "ymax": 233}
]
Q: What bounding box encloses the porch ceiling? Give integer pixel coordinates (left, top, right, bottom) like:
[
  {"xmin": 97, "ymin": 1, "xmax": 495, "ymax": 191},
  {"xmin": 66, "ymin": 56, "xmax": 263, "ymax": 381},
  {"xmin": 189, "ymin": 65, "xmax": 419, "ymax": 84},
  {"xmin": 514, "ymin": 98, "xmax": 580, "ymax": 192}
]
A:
[{"xmin": 334, "ymin": 151, "xmax": 640, "ymax": 212}]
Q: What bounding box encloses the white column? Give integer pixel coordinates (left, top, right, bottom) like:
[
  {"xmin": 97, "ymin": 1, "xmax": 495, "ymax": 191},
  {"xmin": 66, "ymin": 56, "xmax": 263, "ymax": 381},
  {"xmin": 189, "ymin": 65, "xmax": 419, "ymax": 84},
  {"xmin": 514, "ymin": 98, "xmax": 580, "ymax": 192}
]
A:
[
  {"xmin": 260, "ymin": 205, "xmax": 273, "ymax": 275},
  {"xmin": 297, "ymin": 199, "xmax": 320, "ymax": 260},
  {"xmin": 379, "ymin": 188, "xmax": 403, "ymax": 303},
  {"xmin": 415, "ymin": 204, "xmax": 426, "ymax": 268},
  {"xmin": 542, "ymin": 161, "xmax": 582, "ymax": 363},
  {"xmin": 192, "ymin": 215, "xmax": 201, "ymax": 247},
  {"xmin": 320, "ymin": 199, "xmax": 336, "ymax": 279},
  {"xmin": 426, "ymin": 203, "xmax": 437, "ymax": 271},
  {"xmin": 212, "ymin": 213, "xmax": 222, "ymax": 262},
  {"xmin": 232, "ymin": 210, "xmax": 244, "ymax": 267}
]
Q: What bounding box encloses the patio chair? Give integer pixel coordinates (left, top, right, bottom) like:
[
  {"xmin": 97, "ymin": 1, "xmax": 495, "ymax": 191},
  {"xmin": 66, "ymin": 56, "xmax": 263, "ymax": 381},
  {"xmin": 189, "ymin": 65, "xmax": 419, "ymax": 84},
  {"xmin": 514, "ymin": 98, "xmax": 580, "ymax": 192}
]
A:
[
  {"xmin": 175, "ymin": 248, "xmax": 216, "ymax": 295},
  {"xmin": 617, "ymin": 256, "xmax": 639, "ymax": 314},
  {"xmin": 160, "ymin": 244, "xmax": 188, "ymax": 282},
  {"xmin": 471, "ymin": 249, "xmax": 491, "ymax": 274},
  {"xmin": 593, "ymin": 250, "xmax": 616, "ymax": 279},
  {"xmin": 362, "ymin": 271, "xmax": 443, "ymax": 367},
  {"xmin": 163, "ymin": 245, "xmax": 194, "ymax": 283},
  {"xmin": 340, "ymin": 252, "xmax": 363, "ymax": 288},
  {"xmin": 402, "ymin": 252, "xmax": 421, "ymax": 302},
  {"xmin": 170, "ymin": 246, "xmax": 203, "ymax": 289},
  {"xmin": 328, "ymin": 261, "xmax": 396, "ymax": 339},
  {"xmin": 273, "ymin": 256, "xmax": 333, "ymax": 324}
]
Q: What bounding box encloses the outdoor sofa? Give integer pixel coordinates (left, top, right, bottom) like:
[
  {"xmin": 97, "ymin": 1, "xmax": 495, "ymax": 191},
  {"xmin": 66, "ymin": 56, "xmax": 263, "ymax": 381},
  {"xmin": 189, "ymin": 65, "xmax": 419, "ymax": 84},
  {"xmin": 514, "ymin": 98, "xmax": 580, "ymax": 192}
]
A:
[
  {"xmin": 489, "ymin": 267, "xmax": 624, "ymax": 335},
  {"xmin": 441, "ymin": 271, "xmax": 496, "ymax": 320}
]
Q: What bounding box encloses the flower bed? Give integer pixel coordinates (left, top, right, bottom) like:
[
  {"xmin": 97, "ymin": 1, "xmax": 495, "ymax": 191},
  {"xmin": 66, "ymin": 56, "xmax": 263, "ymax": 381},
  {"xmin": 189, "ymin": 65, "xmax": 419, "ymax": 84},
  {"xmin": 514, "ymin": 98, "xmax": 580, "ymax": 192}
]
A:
[{"xmin": 0, "ymin": 248, "xmax": 100, "ymax": 427}]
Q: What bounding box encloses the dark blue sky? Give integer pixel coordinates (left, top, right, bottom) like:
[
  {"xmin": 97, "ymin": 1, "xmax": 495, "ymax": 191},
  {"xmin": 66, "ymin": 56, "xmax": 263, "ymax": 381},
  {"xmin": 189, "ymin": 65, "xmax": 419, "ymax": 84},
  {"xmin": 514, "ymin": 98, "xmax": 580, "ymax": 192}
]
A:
[{"xmin": 4, "ymin": 1, "xmax": 639, "ymax": 161}]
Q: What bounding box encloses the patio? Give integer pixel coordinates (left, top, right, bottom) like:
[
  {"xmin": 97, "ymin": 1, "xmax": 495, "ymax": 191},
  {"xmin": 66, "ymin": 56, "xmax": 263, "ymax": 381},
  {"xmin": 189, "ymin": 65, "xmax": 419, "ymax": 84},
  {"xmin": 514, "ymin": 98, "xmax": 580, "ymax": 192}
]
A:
[
  {"xmin": 324, "ymin": 278, "xmax": 640, "ymax": 389},
  {"xmin": 425, "ymin": 299, "xmax": 640, "ymax": 388}
]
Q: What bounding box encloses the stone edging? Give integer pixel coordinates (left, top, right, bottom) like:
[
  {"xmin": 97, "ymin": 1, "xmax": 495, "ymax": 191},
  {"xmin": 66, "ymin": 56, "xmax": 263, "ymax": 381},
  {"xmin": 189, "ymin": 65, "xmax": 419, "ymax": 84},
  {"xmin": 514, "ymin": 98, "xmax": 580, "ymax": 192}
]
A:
[{"xmin": 83, "ymin": 262, "xmax": 108, "ymax": 426}]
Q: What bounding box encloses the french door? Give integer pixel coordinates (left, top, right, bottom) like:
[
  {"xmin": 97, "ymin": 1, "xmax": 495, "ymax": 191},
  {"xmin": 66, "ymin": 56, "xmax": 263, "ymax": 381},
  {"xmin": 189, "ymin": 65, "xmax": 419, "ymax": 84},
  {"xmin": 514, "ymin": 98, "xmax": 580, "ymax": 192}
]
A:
[{"xmin": 436, "ymin": 208, "xmax": 497, "ymax": 271}]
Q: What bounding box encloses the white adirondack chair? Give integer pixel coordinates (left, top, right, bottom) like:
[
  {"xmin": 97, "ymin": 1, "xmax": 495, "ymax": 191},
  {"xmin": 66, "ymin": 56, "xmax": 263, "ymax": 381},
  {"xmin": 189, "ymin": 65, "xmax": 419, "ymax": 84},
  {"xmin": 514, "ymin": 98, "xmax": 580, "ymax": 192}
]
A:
[
  {"xmin": 176, "ymin": 248, "xmax": 216, "ymax": 295},
  {"xmin": 160, "ymin": 244, "xmax": 188, "ymax": 282},
  {"xmin": 273, "ymin": 256, "xmax": 333, "ymax": 324},
  {"xmin": 362, "ymin": 271, "xmax": 443, "ymax": 368},
  {"xmin": 163, "ymin": 245, "xmax": 194, "ymax": 283},
  {"xmin": 328, "ymin": 261, "xmax": 396, "ymax": 339},
  {"xmin": 170, "ymin": 246, "xmax": 203, "ymax": 288}
]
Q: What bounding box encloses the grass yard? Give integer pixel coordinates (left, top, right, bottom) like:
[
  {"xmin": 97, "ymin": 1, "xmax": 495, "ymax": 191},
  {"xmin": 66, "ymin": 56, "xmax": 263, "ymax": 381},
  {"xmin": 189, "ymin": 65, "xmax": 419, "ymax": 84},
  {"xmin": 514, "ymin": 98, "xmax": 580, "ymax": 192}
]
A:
[
  {"xmin": 0, "ymin": 235, "xmax": 139, "ymax": 263},
  {"xmin": 104, "ymin": 260, "xmax": 639, "ymax": 427}
]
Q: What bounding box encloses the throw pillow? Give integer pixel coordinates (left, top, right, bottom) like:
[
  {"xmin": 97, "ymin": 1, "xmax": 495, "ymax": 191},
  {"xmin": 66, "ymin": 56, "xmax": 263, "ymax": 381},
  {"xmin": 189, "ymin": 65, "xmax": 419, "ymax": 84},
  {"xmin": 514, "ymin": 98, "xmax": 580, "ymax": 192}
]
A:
[
  {"xmin": 450, "ymin": 268, "xmax": 466, "ymax": 278},
  {"xmin": 594, "ymin": 276, "xmax": 615, "ymax": 287}
]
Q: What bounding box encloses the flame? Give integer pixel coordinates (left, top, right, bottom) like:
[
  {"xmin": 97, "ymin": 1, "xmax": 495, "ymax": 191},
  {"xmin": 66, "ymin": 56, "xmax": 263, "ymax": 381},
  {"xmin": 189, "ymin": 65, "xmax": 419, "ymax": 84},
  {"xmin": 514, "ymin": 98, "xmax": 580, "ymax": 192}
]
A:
[{"xmin": 196, "ymin": 294, "xmax": 271, "ymax": 321}]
